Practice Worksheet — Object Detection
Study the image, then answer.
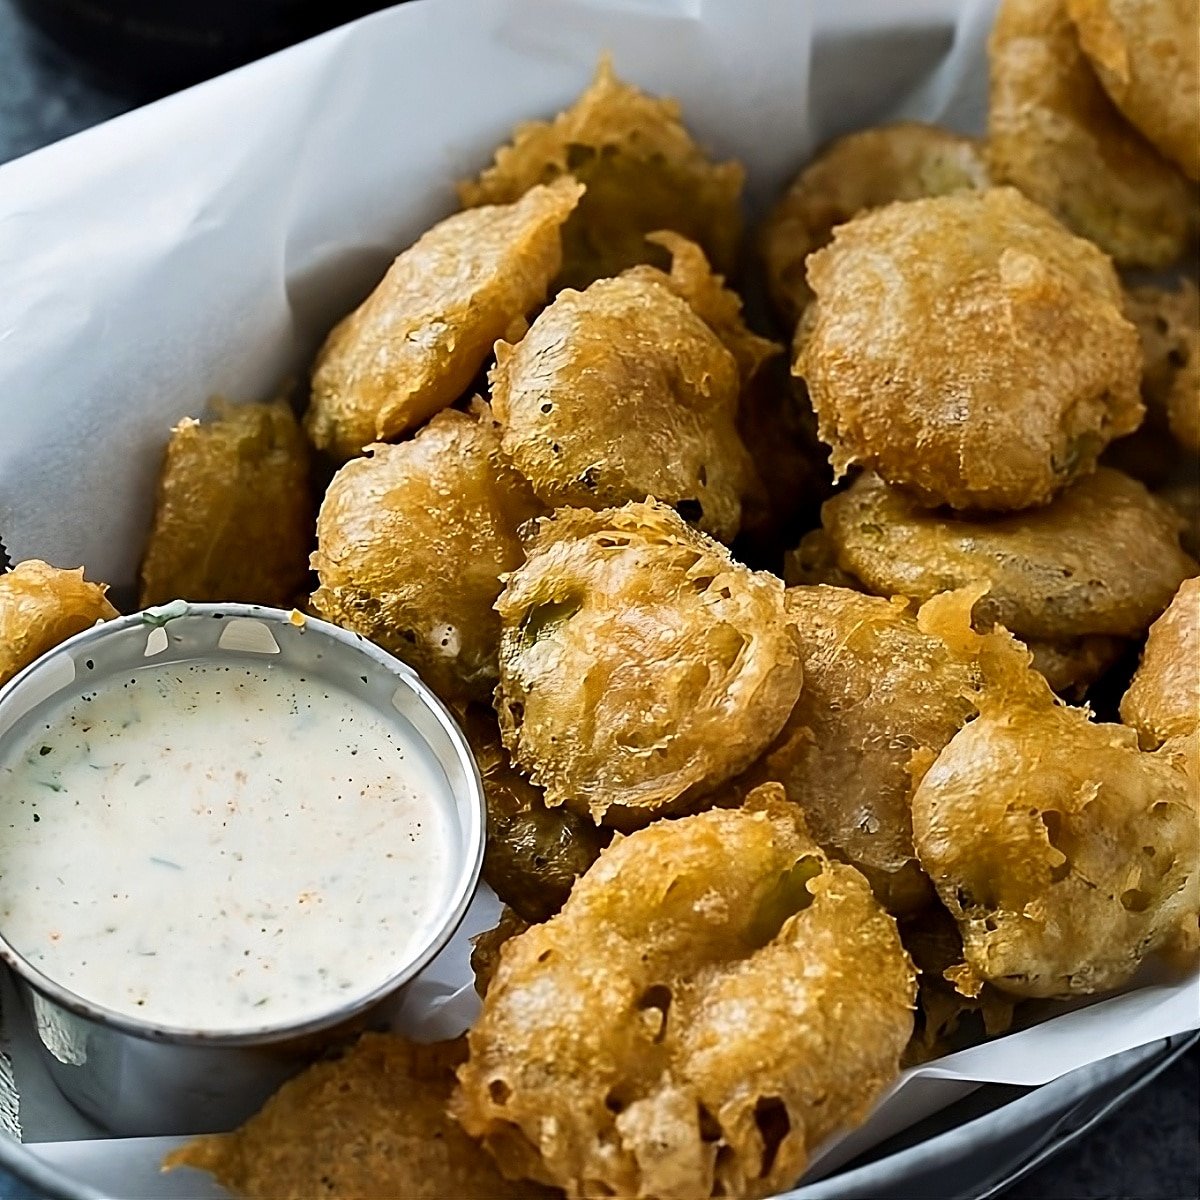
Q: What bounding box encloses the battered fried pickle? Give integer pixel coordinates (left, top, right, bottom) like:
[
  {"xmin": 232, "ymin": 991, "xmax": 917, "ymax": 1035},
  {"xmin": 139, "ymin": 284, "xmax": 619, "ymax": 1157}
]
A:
[
  {"xmin": 782, "ymin": 529, "xmax": 861, "ymax": 590},
  {"xmin": 453, "ymin": 788, "xmax": 916, "ymax": 1200},
  {"xmin": 163, "ymin": 1034, "xmax": 551, "ymax": 1200},
  {"xmin": 1067, "ymin": 0, "xmax": 1200, "ymax": 180},
  {"xmin": 494, "ymin": 501, "xmax": 803, "ymax": 828},
  {"xmin": 731, "ymin": 587, "xmax": 979, "ymax": 915},
  {"xmin": 1120, "ymin": 578, "xmax": 1200, "ymax": 748},
  {"xmin": 761, "ymin": 123, "xmax": 990, "ymax": 326},
  {"xmin": 471, "ymin": 908, "xmax": 530, "ymax": 998},
  {"xmin": 490, "ymin": 274, "xmax": 751, "ymax": 542},
  {"xmin": 1024, "ymin": 635, "xmax": 1126, "ymax": 699},
  {"xmin": 0, "ymin": 561, "xmax": 118, "ymax": 687},
  {"xmin": 822, "ymin": 469, "xmax": 1194, "ymax": 640},
  {"xmin": 1159, "ymin": 479, "xmax": 1200, "ymax": 559},
  {"xmin": 310, "ymin": 405, "xmax": 541, "ymax": 703},
  {"xmin": 912, "ymin": 589, "xmax": 1200, "ymax": 998},
  {"xmin": 795, "ymin": 188, "xmax": 1143, "ymax": 512},
  {"xmin": 987, "ymin": 0, "xmax": 1196, "ymax": 268},
  {"xmin": 1124, "ymin": 281, "xmax": 1200, "ymax": 453},
  {"xmin": 459, "ymin": 59, "xmax": 743, "ymax": 291},
  {"xmin": 305, "ymin": 179, "xmax": 582, "ymax": 460},
  {"xmin": 139, "ymin": 400, "xmax": 313, "ymax": 609}
]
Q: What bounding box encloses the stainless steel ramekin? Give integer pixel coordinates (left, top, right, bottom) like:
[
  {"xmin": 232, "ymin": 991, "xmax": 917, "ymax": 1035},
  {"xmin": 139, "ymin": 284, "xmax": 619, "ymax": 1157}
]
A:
[{"xmin": 0, "ymin": 602, "xmax": 485, "ymax": 1136}]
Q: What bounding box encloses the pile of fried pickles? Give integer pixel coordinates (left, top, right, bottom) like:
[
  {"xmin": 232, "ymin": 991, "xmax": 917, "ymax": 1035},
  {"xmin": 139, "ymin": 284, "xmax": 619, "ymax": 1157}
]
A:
[{"xmin": 2, "ymin": 2, "xmax": 1197, "ymax": 1196}]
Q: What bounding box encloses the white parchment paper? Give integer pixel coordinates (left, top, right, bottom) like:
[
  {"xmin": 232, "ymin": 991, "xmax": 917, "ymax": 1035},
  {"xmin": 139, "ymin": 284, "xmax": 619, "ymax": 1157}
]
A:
[{"xmin": 0, "ymin": 0, "xmax": 1196, "ymax": 1194}]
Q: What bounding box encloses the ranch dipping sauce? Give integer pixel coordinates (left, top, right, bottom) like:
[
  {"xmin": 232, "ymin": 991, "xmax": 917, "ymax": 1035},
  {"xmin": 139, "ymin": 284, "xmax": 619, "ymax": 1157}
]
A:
[{"xmin": 0, "ymin": 657, "xmax": 453, "ymax": 1033}]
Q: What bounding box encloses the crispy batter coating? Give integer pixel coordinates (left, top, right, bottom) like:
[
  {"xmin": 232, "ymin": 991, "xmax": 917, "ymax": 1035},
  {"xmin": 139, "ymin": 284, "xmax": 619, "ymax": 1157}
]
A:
[
  {"xmin": 796, "ymin": 188, "xmax": 1143, "ymax": 511},
  {"xmin": 459, "ymin": 59, "xmax": 743, "ymax": 291},
  {"xmin": 901, "ymin": 905, "xmax": 1016, "ymax": 1066},
  {"xmin": 1024, "ymin": 635, "xmax": 1125, "ymax": 699},
  {"xmin": 310, "ymin": 405, "xmax": 541, "ymax": 703},
  {"xmin": 782, "ymin": 529, "xmax": 861, "ymax": 590},
  {"xmin": 1067, "ymin": 0, "xmax": 1200, "ymax": 180},
  {"xmin": 1124, "ymin": 281, "xmax": 1200, "ymax": 453},
  {"xmin": 731, "ymin": 587, "xmax": 979, "ymax": 915},
  {"xmin": 138, "ymin": 400, "xmax": 313, "ymax": 609},
  {"xmin": 490, "ymin": 274, "xmax": 751, "ymax": 542},
  {"xmin": 1120, "ymin": 578, "xmax": 1200, "ymax": 748},
  {"xmin": 0, "ymin": 561, "xmax": 118, "ymax": 687},
  {"xmin": 823, "ymin": 469, "xmax": 1195, "ymax": 640},
  {"xmin": 912, "ymin": 589, "xmax": 1200, "ymax": 998},
  {"xmin": 987, "ymin": 0, "xmax": 1197, "ymax": 267},
  {"xmin": 465, "ymin": 710, "xmax": 608, "ymax": 924},
  {"xmin": 761, "ymin": 123, "xmax": 990, "ymax": 326},
  {"xmin": 453, "ymin": 789, "xmax": 916, "ymax": 1200},
  {"xmin": 163, "ymin": 1034, "xmax": 550, "ymax": 1200},
  {"xmin": 494, "ymin": 502, "xmax": 804, "ymax": 828},
  {"xmin": 305, "ymin": 180, "xmax": 582, "ymax": 460}
]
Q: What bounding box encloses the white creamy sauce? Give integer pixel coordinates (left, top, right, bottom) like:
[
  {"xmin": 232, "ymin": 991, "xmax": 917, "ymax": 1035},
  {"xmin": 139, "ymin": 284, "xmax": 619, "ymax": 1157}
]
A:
[{"xmin": 0, "ymin": 661, "xmax": 451, "ymax": 1032}]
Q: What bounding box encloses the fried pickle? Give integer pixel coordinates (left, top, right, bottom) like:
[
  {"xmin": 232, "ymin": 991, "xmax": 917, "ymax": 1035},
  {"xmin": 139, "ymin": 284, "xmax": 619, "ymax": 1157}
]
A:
[
  {"xmin": 459, "ymin": 58, "xmax": 743, "ymax": 291},
  {"xmin": 494, "ymin": 501, "xmax": 803, "ymax": 828},
  {"xmin": 453, "ymin": 788, "xmax": 916, "ymax": 1200},
  {"xmin": 471, "ymin": 908, "xmax": 530, "ymax": 998},
  {"xmin": 138, "ymin": 400, "xmax": 313, "ymax": 609},
  {"xmin": 782, "ymin": 529, "xmax": 861, "ymax": 590},
  {"xmin": 1120, "ymin": 578, "xmax": 1200, "ymax": 748},
  {"xmin": 795, "ymin": 188, "xmax": 1143, "ymax": 512},
  {"xmin": 822, "ymin": 469, "xmax": 1195, "ymax": 640},
  {"xmin": 305, "ymin": 179, "xmax": 581, "ymax": 460},
  {"xmin": 1159, "ymin": 479, "xmax": 1200, "ymax": 559},
  {"xmin": 761, "ymin": 123, "xmax": 990, "ymax": 326},
  {"xmin": 731, "ymin": 587, "xmax": 979, "ymax": 915},
  {"xmin": 163, "ymin": 1034, "xmax": 552, "ymax": 1200},
  {"xmin": 1024, "ymin": 635, "xmax": 1125, "ymax": 699},
  {"xmin": 0, "ymin": 561, "xmax": 118, "ymax": 687},
  {"xmin": 310, "ymin": 405, "xmax": 541, "ymax": 703},
  {"xmin": 490, "ymin": 274, "xmax": 751, "ymax": 542},
  {"xmin": 1067, "ymin": 0, "xmax": 1200, "ymax": 181},
  {"xmin": 987, "ymin": 0, "xmax": 1197, "ymax": 268},
  {"xmin": 912, "ymin": 589, "xmax": 1200, "ymax": 998},
  {"xmin": 1124, "ymin": 281, "xmax": 1200, "ymax": 453}
]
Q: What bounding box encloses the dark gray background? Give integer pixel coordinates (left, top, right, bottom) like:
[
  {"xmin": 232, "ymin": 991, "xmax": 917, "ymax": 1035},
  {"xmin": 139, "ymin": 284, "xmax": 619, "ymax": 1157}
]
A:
[{"xmin": 0, "ymin": 1, "xmax": 1197, "ymax": 1196}]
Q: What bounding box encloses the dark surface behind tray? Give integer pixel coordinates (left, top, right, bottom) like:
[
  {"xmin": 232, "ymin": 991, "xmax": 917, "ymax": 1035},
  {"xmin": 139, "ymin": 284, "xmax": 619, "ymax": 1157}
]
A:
[{"xmin": 1, "ymin": 1, "xmax": 1198, "ymax": 1196}]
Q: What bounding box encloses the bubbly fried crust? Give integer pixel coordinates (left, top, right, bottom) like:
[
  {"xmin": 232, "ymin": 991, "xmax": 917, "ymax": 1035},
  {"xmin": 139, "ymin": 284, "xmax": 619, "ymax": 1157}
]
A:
[
  {"xmin": 1120, "ymin": 578, "xmax": 1200, "ymax": 748},
  {"xmin": 0, "ymin": 561, "xmax": 118, "ymax": 687},
  {"xmin": 310, "ymin": 406, "xmax": 541, "ymax": 703},
  {"xmin": 1124, "ymin": 281, "xmax": 1200, "ymax": 453},
  {"xmin": 823, "ymin": 469, "xmax": 1195, "ymax": 639},
  {"xmin": 912, "ymin": 589, "xmax": 1200, "ymax": 998},
  {"xmin": 138, "ymin": 400, "xmax": 313, "ymax": 609},
  {"xmin": 490, "ymin": 274, "xmax": 750, "ymax": 543},
  {"xmin": 452, "ymin": 790, "xmax": 916, "ymax": 1200},
  {"xmin": 459, "ymin": 59, "xmax": 743, "ymax": 291},
  {"xmin": 987, "ymin": 0, "xmax": 1197, "ymax": 267},
  {"xmin": 305, "ymin": 180, "xmax": 581, "ymax": 460},
  {"xmin": 795, "ymin": 189, "xmax": 1143, "ymax": 511},
  {"xmin": 761, "ymin": 123, "xmax": 990, "ymax": 326},
  {"xmin": 1067, "ymin": 0, "xmax": 1200, "ymax": 180},
  {"xmin": 163, "ymin": 1034, "xmax": 552, "ymax": 1200},
  {"xmin": 494, "ymin": 502, "xmax": 804, "ymax": 827},
  {"xmin": 730, "ymin": 587, "xmax": 979, "ymax": 915}
]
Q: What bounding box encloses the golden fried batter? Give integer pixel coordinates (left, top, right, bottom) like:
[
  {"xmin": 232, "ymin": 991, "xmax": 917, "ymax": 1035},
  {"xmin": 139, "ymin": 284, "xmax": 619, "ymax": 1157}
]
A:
[
  {"xmin": 1121, "ymin": 578, "xmax": 1200, "ymax": 748},
  {"xmin": 490, "ymin": 274, "xmax": 751, "ymax": 542},
  {"xmin": 138, "ymin": 400, "xmax": 313, "ymax": 609},
  {"xmin": 1067, "ymin": 0, "xmax": 1200, "ymax": 180},
  {"xmin": 453, "ymin": 789, "xmax": 916, "ymax": 1200},
  {"xmin": 731, "ymin": 587, "xmax": 979, "ymax": 915},
  {"xmin": 494, "ymin": 502, "xmax": 803, "ymax": 828},
  {"xmin": 163, "ymin": 1034, "xmax": 551, "ymax": 1200},
  {"xmin": 796, "ymin": 188, "xmax": 1143, "ymax": 511},
  {"xmin": 459, "ymin": 59, "xmax": 743, "ymax": 291},
  {"xmin": 1159, "ymin": 479, "xmax": 1200, "ymax": 559},
  {"xmin": 305, "ymin": 179, "xmax": 581, "ymax": 460},
  {"xmin": 310, "ymin": 405, "xmax": 541, "ymax": 703},
  {"xmin": 0, "ymin": 561, "xmax": 118, "ymax": 687},
  {"xmin": 1124, "ymin": 281, "xmax": 1200, "ymax": 453},
  {"xmin": 782, "ymin": 529, "xmax": 861, "ymax": 590},
  {"xmin": 987, "ymin": 0, "xmax": 1197, "ymax": 267},
  {"xmin": 912, "ymin": 589, "xmax": 1200, "ymax": 998},
  {"xmin": 823, "ymin": 469, "xmax": 1194, "ymax": 640},
  {"xmin": 761, "ymin": 123, "xmax": 990, "ymax": 326}
]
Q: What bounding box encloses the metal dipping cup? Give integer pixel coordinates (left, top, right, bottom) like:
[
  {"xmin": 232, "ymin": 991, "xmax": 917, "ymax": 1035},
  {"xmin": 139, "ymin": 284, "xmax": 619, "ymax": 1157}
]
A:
[{"xmin": 0, "ymin": 602, "xmax": 486, "ymax": 1136}]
